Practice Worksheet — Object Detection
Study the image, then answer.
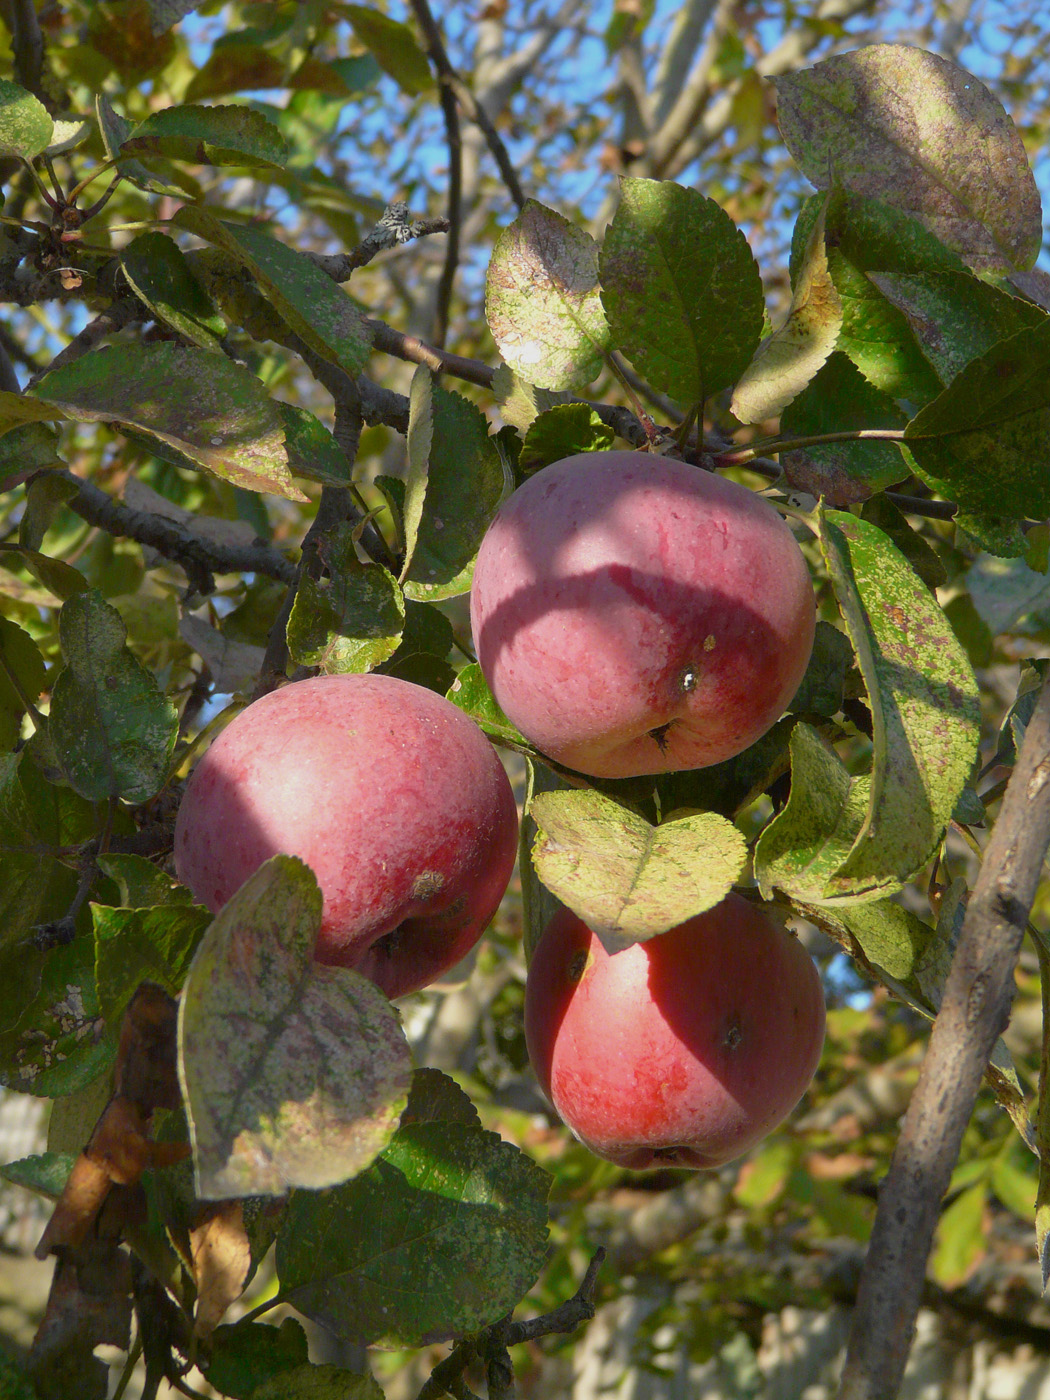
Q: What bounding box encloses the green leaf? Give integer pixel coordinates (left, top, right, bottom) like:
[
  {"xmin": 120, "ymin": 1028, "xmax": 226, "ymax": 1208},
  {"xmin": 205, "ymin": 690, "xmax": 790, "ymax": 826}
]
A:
[
  {"xmin": 825, "ymin": 247, "xmax": 944, "ymax": 406},
  {"xmin": 833, "ymin": 898, "xmax": 935, "ymax": 984},
  {"xmin": 519, "ymin": 404, "xmax": 614, "ymax": 474},
  {"xmin": 991, "ymin": 1144, "xmax": 1036, "ymax": 1218},
  {"xmin": 734, "ymin": 1138, "xmax": 795, "ymax": 1208},
  {"xmin": 120, "ymin": 232, "xmax": 226, "ymax": 352},
  {"xmin": 529, "ymin": 789, "xmax": 747, "ymax": 951},
  {"xmin": 0, "ymin": 751, "xmax": 97, "ymax": 968},
  {"xmin": 732, "ymin": 195, "xmax": 842, "ymax": 423},
  {"xmin": 178, "ymin": 856, "xmax": 412, "ymax": 1198},
  {"xmin": 48, "ymin": 590, "xmax": 178, "ymax": 803},
  {"xmin": 96, "ymin": 852, "xmax": 193, "ymax": 908},
  {"xmin": 779, "ymin": 352, "xmax": 908, "ymax": 506},
  {"xmin": 344, "ymin": 5, "xmax": 433, "ymax": 95},
  {"xmin": 0, "ymin": 616, "xmax": 45, "ymax": 750},
  {"xmin": 0, "ymin": 78, "xmax": 53, "ymax": 159},
  {"xmin": 184, "ymin": 36, "xmax": 288, "ymax": 103},
  {"xmin": 490, "ymin": 363, "xmax": 571, "ymax": 434},
  {"xmin": 600, "ymin": 177, "xmax": 764, "ymax": 402},
  {"xmin": 0, "ymin": 390, "xmax": 68, "ymax": 436},
  {"xmin": 146, "ymin": 0, "xmax": 206, "ymax": 34},
  {"xmin": 277, "ymin": 1120, "xmax": 550, "ymax": 1346},
  {"xmin": 446, "ymin": 663, "xmax": 528, "ymax": 747},
  {"xmin": 486, "ymin": 201, "xmax": 610, "ymax": 391},
  {"xmin": 402, "ymin": 379, "xmax": 510, "ymax": 601},
  {"xmin": 31, "ymin": 343, "xmax": 307, "ymax": 502},
  {"xmin": 97, "ymin": 92, "xmax": 178, "ymax": 195},
  {"xmin": 254, "ymin": 1365, "xmax": 382, "ymax": 1400},
  {"xmin": 869, "ymin": 269, "xmax": 1046, "ymax": 386},
  {"xmin": 0, "ymin": 934, "xmax": 111, "ymax": 1095},
  {"xmin": 379, "ymin": 599, "xmax": 455, "ymax": 693},
  {"xmin": 955, "ymin": 512, "xmax": 1027, "ymax": 559},
  {"xmin": 820, "ymin": 510, "xmax": 980, "ymax": 896},
  {"xmin": 930, "ymin": 1182, "xmax": 987, "ymax": 1287},
  {"xmin": 755, "ymin": 723, "xmax": 874, "ymax": 904},
  {"xmin": 287, "ymin": 525, "xmax": 405, "ymax": 674},
  {"xmin": 205, "ymin": 1318, "xmax": 310, "ymax": 1400},
  {"xmin": 121, "ymin": 102, "xmax": 291, "ymax": 168},
  {"xmin": 775, "ymin": 45, "xmax": 1042, "ymax": 271},
  {"xmin": 0, "ymin": 1151, "xmax": 76, "ymax": 1201},
  {"xmin": 401, "ymin": 1067, "xmax": 480, "ymax": 1128},
  {"xmin": 93, "ymin": 903, "xmax": 210, "ymax": 1027},
  {"xmin": 968, "ymin": 557, "xmax": 1050, "ymax": 637},
  {"xmin": 0, "ymin": 542, "xmax": 88, "ymax": 601},
  {"xmin": 521, "ymin": 759, "xmax": 569, "ymax": 962},
  {"xmin": 46, "ymin": 118, "xmax": 91, "ymax": 156},
  {"xmin": 640, "ymin": 718, "xmax": 795, "ymax": 823},
  {"xmin": 995, "ymin": 662, "xmax": 1049, "ymax": 765},
  {"xmin": 400, "ymin": 364, "xmax": 433, "ymax": 584},
  {"xmin": 278, "ymin": 403, "xmax": 351, "ymax": 486},
  {"xmin": 19, "ymin": 470, "xmax": 78, "ymax": 551},
  {"xmin": 174, "ymin": 208, "xmax": 373, "ymax": 378},
  {"xmin": 0, "ymin": 421, "xmax": 63, "ymax": 480},
  {"xmin": 905, "ymin": 321, "xmax": 1050, "ymax": 517}
]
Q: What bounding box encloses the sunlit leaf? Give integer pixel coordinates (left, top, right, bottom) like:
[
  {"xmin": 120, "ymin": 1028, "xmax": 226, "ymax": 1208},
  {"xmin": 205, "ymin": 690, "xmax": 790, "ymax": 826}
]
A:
[
  {"xmin": 178, "ymin": 857, "xmax": 411, "ymax": 1198},
  {"xmin": 600, "ymin": 177, "xmax": 764, "ymax": 402},
  {"xmin": 776, "ymin": 45, "xmax": 1041, "ymax": 271},
  {"xmin": 732, "ymin": 196, "xmax": 842, "ymax": 423},
  {"xmin": 277, "ymin": 1121, "xmax": 549, "ymax": 1346},
  {"xmin": 0, "ymin": 79, "xmax": 53, "ymax": 159},
  {"xmin": 486, "ymin": 201, "xmax": 610, "ymax": 391},
  {"xmin": 530, "ymin": 789, "xmax": 746, "ymax": 951}
]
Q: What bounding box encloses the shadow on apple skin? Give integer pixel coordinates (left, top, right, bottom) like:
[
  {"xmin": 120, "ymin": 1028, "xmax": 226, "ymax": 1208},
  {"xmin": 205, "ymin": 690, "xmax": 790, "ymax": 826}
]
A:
[
  {"xmin": 174, "ymin": 672, "xmax": 519, "ymax": 1000},
  {"xmin": 524, "ymin": 896, "xmax": 826, "ymax": 1170},
  {"xmin": 471, "ymin": 451, "xmax": 816, "ymax": 780}
]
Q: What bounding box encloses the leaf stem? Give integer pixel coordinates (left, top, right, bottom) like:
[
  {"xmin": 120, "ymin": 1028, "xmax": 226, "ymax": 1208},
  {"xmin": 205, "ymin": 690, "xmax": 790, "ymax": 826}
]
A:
[{"xmin": 716, "ymin": 427, "xmax": 907, "ymax": 464}]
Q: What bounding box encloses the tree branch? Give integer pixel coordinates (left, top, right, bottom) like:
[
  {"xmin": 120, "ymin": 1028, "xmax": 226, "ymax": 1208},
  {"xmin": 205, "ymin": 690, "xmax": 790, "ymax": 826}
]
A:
[
  {"xmin": 0, "ymin": 0, "xmax": 45, "ymax": 105},
  {"xmin": 367, "ymin": 319, "xmax": 496, "ymax": 389},
  {"xmin": 419, "ymin": 7, "xmax": 463, "ymax": 348},
  {"xmin": 305, "ymin": 205, "xmax": 450, "ymax": 283},
  {"xmin": 838, "ymin": 672, "xmax": 1050, "ymax": 1400},
  {"xmin": 53, "ymin": 468, "xmax": 297, "ymax": 593}
]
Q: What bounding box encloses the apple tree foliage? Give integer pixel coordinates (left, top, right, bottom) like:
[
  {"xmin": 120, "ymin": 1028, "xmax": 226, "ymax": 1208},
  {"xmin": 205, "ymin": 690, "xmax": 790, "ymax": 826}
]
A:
[{"xmin": 0, "ymin": 1, "xmax": 1049, "ymax": 1396}]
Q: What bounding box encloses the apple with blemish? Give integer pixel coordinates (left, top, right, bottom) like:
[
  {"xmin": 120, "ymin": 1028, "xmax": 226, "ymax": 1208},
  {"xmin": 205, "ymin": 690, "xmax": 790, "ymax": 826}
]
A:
[
  {"xmin": 524, "ymin": 894, "xmax": 826, "ymax": 1169},
  {"xmin": 174, "ymin": 673, "xmax": 518, "ymax": 999},
  {"xmin": 470, "ymin": 450, "xmax": 815, "ymax": 778}
]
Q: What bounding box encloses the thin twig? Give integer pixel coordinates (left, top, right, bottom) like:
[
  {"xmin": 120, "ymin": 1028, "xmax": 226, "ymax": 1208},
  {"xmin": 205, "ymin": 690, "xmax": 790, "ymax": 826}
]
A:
[
  {"xmin": 408, "ymin": 0, "xmax": 527, "ymax": 211},
  {"xmin": 837, "ymin": 673, "xmax": 1050, "ymax": 1400},
  {"xmin": 430, "ymin": 49, "xmax": 463, "ymax": 346},
  {"xmin": 305, "ymin": 206, "xmax": 450, "ymax": 282},
  {"xmin": 368, "ymin": 319, "xmax": 495, "ymax": 389},
  {"xmin": 414, "ymin": 1248, "xmax": 604, "ymax": 1400}
]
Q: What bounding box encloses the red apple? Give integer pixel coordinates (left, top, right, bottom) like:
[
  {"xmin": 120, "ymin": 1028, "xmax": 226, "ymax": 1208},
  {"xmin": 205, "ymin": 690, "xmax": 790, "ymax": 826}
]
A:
[
  {"xmin": 524, "ymin": 895, "xmax": 825, "ymax": 1169},
  {"xmin": 470, "ymin": 450, "xmax": 815, "ymax": 778},
  {"xmin": 174, "ymin": 673, "xmax": 518, "ymax": 999}
]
